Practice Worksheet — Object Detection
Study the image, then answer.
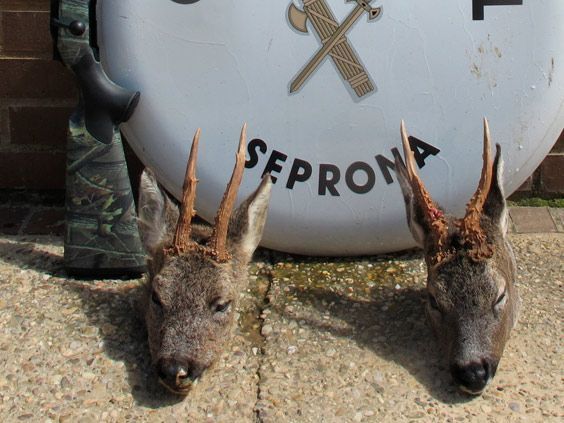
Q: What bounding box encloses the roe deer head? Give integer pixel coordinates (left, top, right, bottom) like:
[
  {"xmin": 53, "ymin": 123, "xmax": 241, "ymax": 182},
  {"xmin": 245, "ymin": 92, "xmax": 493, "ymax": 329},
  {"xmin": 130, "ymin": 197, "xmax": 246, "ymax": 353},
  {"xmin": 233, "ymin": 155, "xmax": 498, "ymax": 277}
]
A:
[
  {"xmin": 137, "ymin": 125, "xmax": 272, "ymax": 395},
  {"xmin": 394, "ymin": 119, "xmax": 519, "ymax": 395}
]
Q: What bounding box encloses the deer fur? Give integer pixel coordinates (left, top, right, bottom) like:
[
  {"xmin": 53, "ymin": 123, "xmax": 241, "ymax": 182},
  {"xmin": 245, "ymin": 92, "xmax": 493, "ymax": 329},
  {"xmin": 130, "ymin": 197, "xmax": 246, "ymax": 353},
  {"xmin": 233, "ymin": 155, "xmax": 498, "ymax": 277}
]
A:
[
  {"xmin": 137, "ymin": 127, "xmax": 272, "ymax": 395},
  {"xmin": 394, "ymin": 120, "xmax": 520, "ymax": 395}
]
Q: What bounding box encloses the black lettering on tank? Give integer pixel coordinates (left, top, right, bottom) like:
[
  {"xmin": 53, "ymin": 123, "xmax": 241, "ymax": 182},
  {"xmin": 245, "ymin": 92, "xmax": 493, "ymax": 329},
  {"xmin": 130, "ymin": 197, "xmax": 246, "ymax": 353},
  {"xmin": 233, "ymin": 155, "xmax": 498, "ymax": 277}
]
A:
[
  {"xmin": 318, "ymin": 164, "xmax": 341, "ymax": 196},
  {"xmin": 245, "ymin": 138, "xmax": 267, "ymax": 169},
  {"xmin": 287, "ymin": 158, "xmax": 313, "ymax": 189},
  {"xmin": 262, "ymin": 150, "xmax": 288, "ymax": 183},
  {"xmin": 345, "ymin": 161, "xmax": 376, "ymax": 194},
  {"xmin": 472, "ymin": 0, "xmax": 523, "ymax": 21},
  {"xmin": 375, "ymin": 147, "xmax": 403, "ymax": 185},
  {"xmin": 409, "ymin": 136, "xmax": 440, "ymax": 169}
]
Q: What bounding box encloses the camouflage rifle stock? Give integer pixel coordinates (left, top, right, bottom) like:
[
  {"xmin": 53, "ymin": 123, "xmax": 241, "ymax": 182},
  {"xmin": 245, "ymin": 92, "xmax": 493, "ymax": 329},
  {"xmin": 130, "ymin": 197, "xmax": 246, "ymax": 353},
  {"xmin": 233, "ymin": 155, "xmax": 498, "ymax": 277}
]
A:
[{"xmin": 51, "ymin": 0, "xmax": 146, "ymax": 277}]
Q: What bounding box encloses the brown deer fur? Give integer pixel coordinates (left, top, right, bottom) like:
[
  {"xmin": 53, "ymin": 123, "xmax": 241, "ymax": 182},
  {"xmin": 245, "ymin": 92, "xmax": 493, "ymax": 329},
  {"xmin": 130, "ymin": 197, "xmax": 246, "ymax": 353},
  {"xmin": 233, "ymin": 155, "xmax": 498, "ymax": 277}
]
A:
[
  {"xmin": 137, "ymin": 127, "xmax": 272, "ymax": 395},
  {"xmin": 394, "ymin": 119, "xmax": 520, "ymax": 395}
]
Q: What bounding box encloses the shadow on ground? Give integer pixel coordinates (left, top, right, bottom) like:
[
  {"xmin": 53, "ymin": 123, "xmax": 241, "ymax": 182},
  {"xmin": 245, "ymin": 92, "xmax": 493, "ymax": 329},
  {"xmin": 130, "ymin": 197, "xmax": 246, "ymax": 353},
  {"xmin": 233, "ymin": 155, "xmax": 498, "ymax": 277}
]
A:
[
  {"xmin": 272, "ymin": 252, "xmax": 474, "ymax": 405},
  {"xmin": 0, "ymin": 238, "xmax": 65, "ymax": 276},
  {"xmin": 59, "ymin": 282, "xmax": 186, "ymax": 408},
  {"xmin": 1, "ymin": 238, "xmax": 472, "ymax": 405},
  {"xmin": 0, "ymin": 238, "xmax": 182, "ymax": 408}
]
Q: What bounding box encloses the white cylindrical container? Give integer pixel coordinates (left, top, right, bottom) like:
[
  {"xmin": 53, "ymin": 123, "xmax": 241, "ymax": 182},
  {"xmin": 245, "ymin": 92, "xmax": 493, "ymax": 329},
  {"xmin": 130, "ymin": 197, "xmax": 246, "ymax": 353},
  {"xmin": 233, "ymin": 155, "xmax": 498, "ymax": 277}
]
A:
[{"xmin": 98, "ymin": 0, "xmax": 564, "ymax": 255}]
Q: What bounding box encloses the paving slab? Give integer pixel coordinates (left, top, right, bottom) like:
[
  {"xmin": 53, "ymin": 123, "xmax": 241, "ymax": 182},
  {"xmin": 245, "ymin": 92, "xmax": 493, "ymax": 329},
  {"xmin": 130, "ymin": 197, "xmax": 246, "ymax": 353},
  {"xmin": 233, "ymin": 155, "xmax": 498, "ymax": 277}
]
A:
[
  {"xmin": 0, "ymin": 233, "xmax": 562, "ymax": 422},
  {"xmin": 0, "ymin": 235, "xmax": 269, "ymax": 422},
  {"xmin": 509, "ymin": 207, "xmax": 557, "ymax": 233},
  {"xmin": 258, "ymin": 234, "xmax": 563, "ymax": 422},
  {"xmin": 549, "ymin": 208, "xmax": 564, "ymax": 232}
]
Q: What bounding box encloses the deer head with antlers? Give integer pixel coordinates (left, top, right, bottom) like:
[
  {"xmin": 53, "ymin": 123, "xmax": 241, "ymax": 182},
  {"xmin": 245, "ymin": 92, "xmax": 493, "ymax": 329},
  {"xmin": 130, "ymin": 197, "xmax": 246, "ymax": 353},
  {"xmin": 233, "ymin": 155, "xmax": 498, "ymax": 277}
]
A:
[
  {"xmin": 394, "ymin": 119, "xmax": 520, "ymax": 395},
  {"xmin": 137, "ymin": 125, "xmax": 272, "ymax": 395}
]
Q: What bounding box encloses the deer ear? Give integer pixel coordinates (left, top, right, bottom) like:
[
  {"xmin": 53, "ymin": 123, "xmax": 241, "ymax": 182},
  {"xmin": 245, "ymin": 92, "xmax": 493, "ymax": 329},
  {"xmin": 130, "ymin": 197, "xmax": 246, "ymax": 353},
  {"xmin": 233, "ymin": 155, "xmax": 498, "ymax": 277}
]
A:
[
  {"xmin": 394, "ymin": 156, "xmax": 426, "ymax": 247},
  {"xmin": 138, "ymin": 168, "xmax": 179, "ymax": 255},
  {"xmin": 483, "ymin": 144, "xmax": 509, "ymax": 235},
  {"xmin": 228, "ymin": 175, "xmax": 273, "ymax": 263}
]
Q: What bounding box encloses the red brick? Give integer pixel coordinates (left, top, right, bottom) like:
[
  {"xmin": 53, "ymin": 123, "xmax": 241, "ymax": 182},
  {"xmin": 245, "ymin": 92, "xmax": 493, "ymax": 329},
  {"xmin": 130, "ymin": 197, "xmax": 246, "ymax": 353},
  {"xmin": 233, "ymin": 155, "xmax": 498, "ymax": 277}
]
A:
[
  {"xmin": 550, "ymin": 129, "xmax": 564, "ymax": 153},
  {"xmin": 9, "ymin": 106, "xmax": 71, "ymax": 146},
  {"xmin": 0, "ymin": 206, "xmax": 30, "ymax": 234},
  {"xmin": 0, "ymin": 1, "xmax": 49, "ymax": 11},
  {"xmin": 0, "ymin": 58, "xmax": 77, "ymax": 99},
  {"xmin": 23, "ymin": 207, "xmax": 64, "ymax": 235},
  {"xmin": 0, "ymin": 151, "xmax": 65, "ymax": 189},
  {"xmin": 0, "ymin": 11, "xmax": 52, "ymax": 56},
  {"xmin": 0, "ymin": 107, "xmax": 8, "ymax": 143},
  {"xmin": 539, "ymin": 155, "xmax": 564, "ymax": 194},
  {"xmin": 514, "ymin": 176, "xmax": 533, "ymax": 192}
]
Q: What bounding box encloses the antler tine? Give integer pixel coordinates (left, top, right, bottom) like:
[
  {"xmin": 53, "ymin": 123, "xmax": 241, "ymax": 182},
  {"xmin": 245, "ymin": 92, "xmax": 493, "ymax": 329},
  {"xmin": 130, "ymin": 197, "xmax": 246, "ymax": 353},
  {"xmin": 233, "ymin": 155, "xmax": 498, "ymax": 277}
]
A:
[
  {"xmin": 400, "ymin": 120, "xmax": 445, "ymax": 223},
  {"xmin": 208, "ymin": 123, "xmax": 247, "ymax": 262},
  {"xmin": 400, "ymin": 120, "xmax": 418, "ymax": 180},
  {"xmin": 400, "ymin": 120, "xmax": 449, "ymax": 264},
  {"xmin": 464, "ymin": 118, "xmax": 493, "ymax": 216},
  {"xmin": 458, "ymin": 118, "xmax": 494, "ymax": 260},
  {"xmin": 173, "ymin": 128, "xmax": 201, "ymax": 253}
]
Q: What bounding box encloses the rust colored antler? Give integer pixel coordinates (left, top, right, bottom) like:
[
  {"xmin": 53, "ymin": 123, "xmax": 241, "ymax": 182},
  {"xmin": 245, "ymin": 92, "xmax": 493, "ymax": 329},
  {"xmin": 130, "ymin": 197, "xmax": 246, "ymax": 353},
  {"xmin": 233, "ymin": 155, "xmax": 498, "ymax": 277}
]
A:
[
  {"xmin": 457, "ymin": 118, "xmax": 494, "ymax": 261},
  {"xmin": 172, "ymin": 128, "xmax": 201, "ymax": 253},
  {"xmin": 208, "ymin": 123, "xmax": 247, "ymax": 262},
  {"xmin": 400, "ymin": 120, "xmax": 449, "ymax": 264}
]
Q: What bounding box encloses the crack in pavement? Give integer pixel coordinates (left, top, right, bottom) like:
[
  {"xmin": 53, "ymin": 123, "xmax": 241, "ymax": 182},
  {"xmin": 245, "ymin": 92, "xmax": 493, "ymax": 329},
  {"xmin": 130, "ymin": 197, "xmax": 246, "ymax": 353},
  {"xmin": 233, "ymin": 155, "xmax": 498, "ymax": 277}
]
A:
[{"xmin": 252, "ymin": 254, "xmax": 275, "ymax": 423}]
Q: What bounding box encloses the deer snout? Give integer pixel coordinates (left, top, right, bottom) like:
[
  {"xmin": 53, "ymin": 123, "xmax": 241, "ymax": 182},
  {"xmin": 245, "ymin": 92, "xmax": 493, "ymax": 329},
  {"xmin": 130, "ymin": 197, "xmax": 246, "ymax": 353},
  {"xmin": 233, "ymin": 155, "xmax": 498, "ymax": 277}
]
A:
[
  {"xmin": 451, "ymin": 358, "xmax": 498, "ymax": 395},
  {"xmin": 156, "ymin": 357, "xmax": 205, "ymax": 394}
]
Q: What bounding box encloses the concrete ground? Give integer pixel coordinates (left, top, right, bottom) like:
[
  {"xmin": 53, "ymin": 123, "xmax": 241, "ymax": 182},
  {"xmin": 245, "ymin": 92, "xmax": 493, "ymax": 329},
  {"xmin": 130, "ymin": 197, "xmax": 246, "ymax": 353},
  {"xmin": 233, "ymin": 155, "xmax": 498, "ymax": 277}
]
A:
[{"xmin": 0, "ymin": 207, "xmax": 562, "ymax": 422}]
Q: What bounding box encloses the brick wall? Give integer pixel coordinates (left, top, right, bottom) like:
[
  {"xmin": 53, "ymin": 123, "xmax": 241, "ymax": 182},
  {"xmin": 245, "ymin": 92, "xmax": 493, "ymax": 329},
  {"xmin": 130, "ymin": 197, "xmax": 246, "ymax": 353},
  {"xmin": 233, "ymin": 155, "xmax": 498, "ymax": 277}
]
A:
[
  {"xmin": 511, "ymin": 131, "xmax": 564, "ymax": 199},
  {"xmin": 0, "ymin": 0, "xmax": 562, "ymax": 197},
  {"xmin": 0, "ymin": 0, "xmax": 77, "ymax": 190}
]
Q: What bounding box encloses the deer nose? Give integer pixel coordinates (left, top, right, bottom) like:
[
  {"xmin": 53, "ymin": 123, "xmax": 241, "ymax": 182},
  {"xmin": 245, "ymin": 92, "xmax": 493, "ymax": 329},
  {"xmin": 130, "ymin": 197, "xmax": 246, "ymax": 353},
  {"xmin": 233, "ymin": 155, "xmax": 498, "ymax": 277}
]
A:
[
  {"xmin": 157, "ymin": 358, "xmax": 205, "ymax": 391},
  {"xmin": 451, "ymin": 359, "xmax": 496, "ymax": 395}
]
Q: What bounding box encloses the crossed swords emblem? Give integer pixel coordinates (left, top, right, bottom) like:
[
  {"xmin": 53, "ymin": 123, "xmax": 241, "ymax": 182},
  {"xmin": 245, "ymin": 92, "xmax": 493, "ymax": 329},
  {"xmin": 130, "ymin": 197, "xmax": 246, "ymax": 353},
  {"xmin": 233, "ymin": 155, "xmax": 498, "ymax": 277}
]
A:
[{"xmin": 288, "ymin": 0, "xmax": 383, "ymax": 98}]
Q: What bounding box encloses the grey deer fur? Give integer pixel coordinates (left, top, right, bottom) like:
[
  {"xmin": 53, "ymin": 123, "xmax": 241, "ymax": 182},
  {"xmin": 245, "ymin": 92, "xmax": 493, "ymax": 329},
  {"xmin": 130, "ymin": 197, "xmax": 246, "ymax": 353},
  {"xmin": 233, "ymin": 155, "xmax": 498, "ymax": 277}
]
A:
[
  {"xmin": 137, "ymin": 126, "xmax": 272, "ymax": 395},
  {"xmin": 394, "ymin": 119, "xmax": 519, "ymax": 395}
]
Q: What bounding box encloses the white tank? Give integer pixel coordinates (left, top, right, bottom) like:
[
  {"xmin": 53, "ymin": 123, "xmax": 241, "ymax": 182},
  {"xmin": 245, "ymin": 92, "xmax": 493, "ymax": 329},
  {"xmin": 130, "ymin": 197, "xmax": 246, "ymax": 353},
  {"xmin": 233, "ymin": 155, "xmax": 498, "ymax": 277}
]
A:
[{"xmin": 98, "ymin": 0, "xmax": 564, "ymax": 255}]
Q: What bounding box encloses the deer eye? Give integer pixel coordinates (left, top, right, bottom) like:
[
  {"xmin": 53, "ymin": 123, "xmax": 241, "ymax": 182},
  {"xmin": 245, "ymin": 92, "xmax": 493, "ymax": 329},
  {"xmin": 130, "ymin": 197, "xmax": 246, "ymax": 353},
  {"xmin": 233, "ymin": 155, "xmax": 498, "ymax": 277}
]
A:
[
  {"xmin": 211, "ymin": 300, "xmax": 232, "ymax": 314},
  {"xmin": 494, "ymin": 289, "xmax": 507, "ymax": 309},
  {"xmin": 428, "ymin": 294, "xmax": 441, "ymax": 312},
  {"xmin": 151, "ymin": 290, "xmax": 162, "ymax": 308}
]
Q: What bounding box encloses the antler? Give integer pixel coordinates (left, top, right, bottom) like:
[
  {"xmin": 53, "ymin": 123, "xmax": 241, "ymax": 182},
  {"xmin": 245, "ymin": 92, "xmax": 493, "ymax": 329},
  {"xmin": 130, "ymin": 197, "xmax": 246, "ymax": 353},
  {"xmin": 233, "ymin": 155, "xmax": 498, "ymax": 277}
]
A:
[
  {"xmin": 172, "ymin": 128, "xmax": 201, "ymax": 253},
  {"xmin": 400, "ymin": 121, "xmax": 449, "ymax": 263},
  {"xmin": 457, "ymin": 118, "xmax": 494, "ymax": 260},
  {"xmin": 207, "ymin": 123, "xmax": 247, "ymax": 262}
]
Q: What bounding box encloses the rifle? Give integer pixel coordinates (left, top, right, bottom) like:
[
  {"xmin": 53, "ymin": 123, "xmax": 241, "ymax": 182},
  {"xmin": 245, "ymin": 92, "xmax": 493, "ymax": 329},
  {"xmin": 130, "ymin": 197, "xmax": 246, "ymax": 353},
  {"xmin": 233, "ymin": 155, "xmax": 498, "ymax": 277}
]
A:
[{"xmin": 51, "ymin": 0, "xmax": 146, "ymax": 277}]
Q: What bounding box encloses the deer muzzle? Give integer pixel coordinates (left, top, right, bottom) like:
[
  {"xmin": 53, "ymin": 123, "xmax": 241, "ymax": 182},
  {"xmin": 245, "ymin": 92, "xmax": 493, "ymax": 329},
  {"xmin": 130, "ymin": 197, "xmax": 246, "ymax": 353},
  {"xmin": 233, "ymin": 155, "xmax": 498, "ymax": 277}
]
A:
[
  {"xmin": 450, "ymin": 357, "xmax": 498, "ymax": 395},
  {"xmin": 156, "ymin": 357, "xmax": 205, "ymax": 395}
]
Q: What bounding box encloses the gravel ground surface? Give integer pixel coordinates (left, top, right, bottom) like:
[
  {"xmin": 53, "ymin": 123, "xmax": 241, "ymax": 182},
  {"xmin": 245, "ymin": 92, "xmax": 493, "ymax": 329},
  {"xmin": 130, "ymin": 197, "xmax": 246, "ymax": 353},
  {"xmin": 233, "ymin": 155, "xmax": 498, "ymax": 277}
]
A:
[{"xmin": 0, "ymin": 233, "xmax": 562, "ymax": 422}]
